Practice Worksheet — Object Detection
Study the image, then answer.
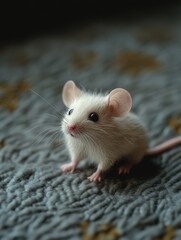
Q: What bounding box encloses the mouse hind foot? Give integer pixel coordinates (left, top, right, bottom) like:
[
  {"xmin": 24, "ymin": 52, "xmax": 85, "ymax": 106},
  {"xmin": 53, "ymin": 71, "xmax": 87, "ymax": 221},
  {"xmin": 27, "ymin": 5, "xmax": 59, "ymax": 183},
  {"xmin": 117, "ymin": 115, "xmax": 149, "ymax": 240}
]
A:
[
  {"xmin": 118, "ymin": 152, "xmax": 144, "ymax": 175},
  {"xmin": 118, "ymin": 163, "xmax": 133, "ymax": 175}
]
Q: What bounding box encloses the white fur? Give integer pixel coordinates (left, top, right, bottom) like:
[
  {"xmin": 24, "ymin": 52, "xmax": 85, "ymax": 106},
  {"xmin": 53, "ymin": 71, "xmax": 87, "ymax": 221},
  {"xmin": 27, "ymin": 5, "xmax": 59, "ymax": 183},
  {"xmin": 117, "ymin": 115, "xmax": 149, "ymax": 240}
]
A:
[
  {"xmin": 61, "ymin": 87, "xmax": 148, "ymax": 173},
  {"xmin": 61, "ymin": 81, "xmax": 181, "ymax": 182}
]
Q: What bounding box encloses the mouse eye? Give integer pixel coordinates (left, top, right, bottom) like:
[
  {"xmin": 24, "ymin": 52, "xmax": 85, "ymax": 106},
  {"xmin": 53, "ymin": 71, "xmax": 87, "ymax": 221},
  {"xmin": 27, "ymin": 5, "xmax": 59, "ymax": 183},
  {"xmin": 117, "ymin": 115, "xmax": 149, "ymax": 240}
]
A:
[
  {"xmin": 68, "ymin": 109, "xmax": 74, "ymax": 115},
  {"xmin": 88, "ymin": 112, "xmax": 99, "ymax": 122}
]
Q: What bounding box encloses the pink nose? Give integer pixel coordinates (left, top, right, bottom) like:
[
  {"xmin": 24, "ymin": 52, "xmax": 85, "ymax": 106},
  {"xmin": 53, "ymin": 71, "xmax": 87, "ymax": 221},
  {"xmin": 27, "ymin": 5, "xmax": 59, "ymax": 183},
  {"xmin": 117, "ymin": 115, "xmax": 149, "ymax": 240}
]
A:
[{"xmin": 68, "ymin": 124, "xmax": 77, "ymax": 132}]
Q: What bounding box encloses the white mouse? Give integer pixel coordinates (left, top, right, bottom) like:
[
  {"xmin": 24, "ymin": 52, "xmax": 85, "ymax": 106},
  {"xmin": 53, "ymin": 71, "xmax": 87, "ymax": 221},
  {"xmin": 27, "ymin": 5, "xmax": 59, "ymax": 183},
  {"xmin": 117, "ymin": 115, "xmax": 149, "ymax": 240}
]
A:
[{"xmin": 60, "ymin": 80, "xmax": 181, "ymax": 182}]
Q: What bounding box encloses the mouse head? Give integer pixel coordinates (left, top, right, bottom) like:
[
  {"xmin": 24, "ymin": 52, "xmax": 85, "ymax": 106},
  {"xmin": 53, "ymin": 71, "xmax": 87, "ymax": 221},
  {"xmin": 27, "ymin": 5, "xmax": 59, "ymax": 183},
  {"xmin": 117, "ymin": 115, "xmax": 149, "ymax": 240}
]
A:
[{"xmin": 62, "ymin": 80, "xmax": 132, "ymax": 137}]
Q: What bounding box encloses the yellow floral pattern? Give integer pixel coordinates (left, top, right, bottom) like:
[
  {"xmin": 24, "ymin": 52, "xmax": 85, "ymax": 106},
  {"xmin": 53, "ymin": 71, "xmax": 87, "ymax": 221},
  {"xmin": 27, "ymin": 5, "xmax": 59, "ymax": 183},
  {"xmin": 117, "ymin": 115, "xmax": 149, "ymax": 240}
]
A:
[
  {"xmin": 70, "ymin": 50, "xmax": 98, "ymax": 70},
  {"xmin": 80, "ymin": 221, "xmax": 120, "ymax": 240},
  {"xmin": 167, "ymin": 115, "xmax": 181, "ymax": 134},
  {"xmin": 113, "ymin": 51, "xmax": 161, "ymax": 75},
  {"xmin": 0, "ymin": 81, "xmax": 30, "ymax": 111}
]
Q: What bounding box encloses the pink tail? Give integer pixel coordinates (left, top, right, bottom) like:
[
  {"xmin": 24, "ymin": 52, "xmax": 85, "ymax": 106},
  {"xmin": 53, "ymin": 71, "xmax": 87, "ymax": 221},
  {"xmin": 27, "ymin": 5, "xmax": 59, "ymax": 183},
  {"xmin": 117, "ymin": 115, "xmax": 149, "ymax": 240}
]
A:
[{"xmin": 145, "ymin": 136, "xmax": 181, "ymax": 156}]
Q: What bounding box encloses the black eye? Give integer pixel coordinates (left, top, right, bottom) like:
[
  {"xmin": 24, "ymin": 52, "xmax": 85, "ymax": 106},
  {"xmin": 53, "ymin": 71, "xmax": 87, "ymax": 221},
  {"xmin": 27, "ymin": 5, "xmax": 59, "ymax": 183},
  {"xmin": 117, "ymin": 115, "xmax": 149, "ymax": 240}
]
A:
[
  {"xmin": 88, "ymin": 112, "xmax": 99, "ymax": 122},
  {"xmin": 68, "ymin": 109, "xmax": 74, "ymax": 115}
]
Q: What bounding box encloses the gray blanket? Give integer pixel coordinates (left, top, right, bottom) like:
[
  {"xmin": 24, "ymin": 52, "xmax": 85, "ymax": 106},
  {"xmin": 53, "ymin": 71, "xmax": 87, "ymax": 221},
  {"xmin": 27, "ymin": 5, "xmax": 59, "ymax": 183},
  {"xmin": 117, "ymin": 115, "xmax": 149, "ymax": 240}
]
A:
[{"xmin": 0, "ymin": 13, "xmax": 181, "ymax": 240}]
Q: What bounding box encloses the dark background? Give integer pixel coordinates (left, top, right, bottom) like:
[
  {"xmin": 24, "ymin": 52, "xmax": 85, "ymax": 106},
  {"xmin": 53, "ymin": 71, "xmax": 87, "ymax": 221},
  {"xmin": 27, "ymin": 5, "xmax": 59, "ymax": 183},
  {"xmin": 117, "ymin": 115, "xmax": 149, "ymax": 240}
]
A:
[{"xmin": 0, "ymin": 0, "xmax": 180, "ymax": 44}]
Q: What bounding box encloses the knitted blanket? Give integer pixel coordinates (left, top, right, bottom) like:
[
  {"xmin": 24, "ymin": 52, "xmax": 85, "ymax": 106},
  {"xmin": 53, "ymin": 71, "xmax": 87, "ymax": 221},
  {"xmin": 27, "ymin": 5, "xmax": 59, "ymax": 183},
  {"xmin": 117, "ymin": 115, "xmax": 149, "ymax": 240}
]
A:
[{"xmin": 0, "ymin": 12, "xmax": 181, "ymax": 240}]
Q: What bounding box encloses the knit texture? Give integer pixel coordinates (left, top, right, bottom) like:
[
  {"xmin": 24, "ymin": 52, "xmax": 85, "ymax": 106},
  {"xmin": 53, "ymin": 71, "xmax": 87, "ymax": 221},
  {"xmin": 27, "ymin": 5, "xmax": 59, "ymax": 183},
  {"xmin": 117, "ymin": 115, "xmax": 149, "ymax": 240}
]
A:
[{"xmin": 0, "ymin": 13, "xmax": 181, "ymax": 240}]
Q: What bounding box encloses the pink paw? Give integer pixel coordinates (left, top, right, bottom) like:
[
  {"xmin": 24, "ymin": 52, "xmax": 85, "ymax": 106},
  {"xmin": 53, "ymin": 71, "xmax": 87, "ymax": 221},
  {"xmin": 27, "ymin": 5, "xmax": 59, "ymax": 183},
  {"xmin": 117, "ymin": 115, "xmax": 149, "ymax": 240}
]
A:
[
  {"xmin": 88, "ymin": 170, "xmax": 102, "ymax": 182},
  {"xmin": 118, "ymin": 165, "xmax": 132, "ymax": 175},
  {"xmin": 60, "ymin": 163, "xmax": 76, "ymax": 173}
]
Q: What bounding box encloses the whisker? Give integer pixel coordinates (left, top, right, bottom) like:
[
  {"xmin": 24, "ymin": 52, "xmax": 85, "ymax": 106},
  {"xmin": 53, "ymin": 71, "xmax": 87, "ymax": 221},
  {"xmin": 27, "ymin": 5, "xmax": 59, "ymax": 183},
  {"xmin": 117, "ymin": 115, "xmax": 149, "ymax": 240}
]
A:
[
  {"xmin": 30, "ymin": 89, "xmax": 62, "ymax": 117},
  {"xmin": 56, "ymin": 134, "xmax": 64, "ymax": 147},
  {"xmin": 48, "ymin": 131, "xmax": 60, "ymax": 145},
  {"xmin": 31, "ymin": 128, "xmax": 59, "ymax": 145},
  {"xmin": 91, "ymin": 126, "xmax": 108, "ymax": 135},
  {"xmin": 34, "ymin": 122, "xmax": 60, "ymax": 127},
  {"xmin": 86, "ymin": 124, "xmax": 108, "ymax": 136},
  {"xmin": 81, "ymin": 134, "xmax": 91, "ymax": 147},
  {"xmin": 45, "ymin": 113, "xmax": 61, "ymax": 120},
  {"xmin": 61, "ymin": 116, "xmax": 68, "ymax": 124},
  {"xmin": 28, "ymin": 89, "xmax": 66, "ymax": 146},
  {"xmin": 84, "ymin": 132, "xmax": 97, "ymax": 147},
  {"xmin": 30, "ymin": 117, "xmax": 61, "ymax": 125},
  {"xmin": 88, "ymin": 123, "xmax": 135, "ymax": 146},
  {"xmin": 26, "ymin": 124, "xmax": 60, "ymax": 134},
  {"xmin": 82, "ymin": 132, "xmax": 105, "ymax": 159}
]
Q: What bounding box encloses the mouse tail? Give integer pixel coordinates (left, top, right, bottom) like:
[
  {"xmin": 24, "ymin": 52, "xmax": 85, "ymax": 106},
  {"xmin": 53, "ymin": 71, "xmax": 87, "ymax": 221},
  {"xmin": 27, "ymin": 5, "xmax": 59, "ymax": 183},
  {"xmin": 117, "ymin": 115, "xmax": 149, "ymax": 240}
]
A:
[{"xmin": 145, "ymin": 136, "xmax": 181, "ymax": 156}]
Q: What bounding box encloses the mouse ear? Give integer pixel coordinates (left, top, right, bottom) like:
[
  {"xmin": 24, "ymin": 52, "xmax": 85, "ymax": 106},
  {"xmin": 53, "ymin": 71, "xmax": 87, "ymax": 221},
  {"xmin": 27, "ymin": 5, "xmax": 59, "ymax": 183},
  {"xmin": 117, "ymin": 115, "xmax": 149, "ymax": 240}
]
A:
[
  {"xmin": 108, "ymin": 88, "xmax": 132, "ymax": 117},
  {"xmin": 62, "ymin": 80, "xmax": 82, "ymax": 107}
]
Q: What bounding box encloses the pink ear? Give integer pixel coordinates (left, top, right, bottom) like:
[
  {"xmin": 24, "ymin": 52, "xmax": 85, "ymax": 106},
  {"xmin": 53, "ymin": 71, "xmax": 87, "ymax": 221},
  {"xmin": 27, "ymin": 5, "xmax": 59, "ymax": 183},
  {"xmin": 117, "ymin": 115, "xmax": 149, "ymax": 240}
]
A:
[
  {"xmin": 62, "ymin": 80, "xmax": 81, "ymax": 107},
  {"xmin": 108, "ymin": 88, "xmax": 132, "ymax": 117}
]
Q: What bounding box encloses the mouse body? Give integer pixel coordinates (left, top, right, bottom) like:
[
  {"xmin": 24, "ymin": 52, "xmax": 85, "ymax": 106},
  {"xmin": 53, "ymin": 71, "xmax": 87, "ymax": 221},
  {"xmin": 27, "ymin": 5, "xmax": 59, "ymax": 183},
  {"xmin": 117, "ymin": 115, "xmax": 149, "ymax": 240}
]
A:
[
  {"xmin": 61, "ymin": 81, "xmax": 148, "ymax": 182},
  {"xmin": 61, "ymin": 81, "xmax": 181, "ymax": 182}
]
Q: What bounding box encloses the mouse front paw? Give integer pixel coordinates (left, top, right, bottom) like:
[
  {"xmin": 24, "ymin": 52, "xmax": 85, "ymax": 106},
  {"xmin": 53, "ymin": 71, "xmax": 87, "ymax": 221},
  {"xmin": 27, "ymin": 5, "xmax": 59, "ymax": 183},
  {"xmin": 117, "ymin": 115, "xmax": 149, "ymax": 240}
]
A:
[
  {"xmin": 88, "ymin": 169, "xmax": 102, "ymax": 182},
  {"xmin": 60, "ymin": 163, "xmax": 76, "ymax": 173}
]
